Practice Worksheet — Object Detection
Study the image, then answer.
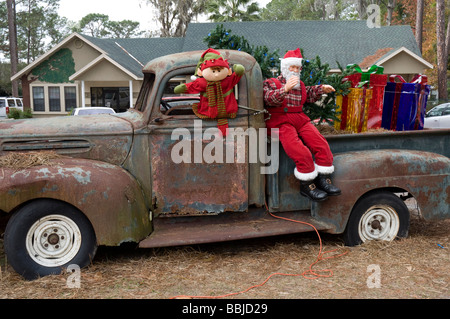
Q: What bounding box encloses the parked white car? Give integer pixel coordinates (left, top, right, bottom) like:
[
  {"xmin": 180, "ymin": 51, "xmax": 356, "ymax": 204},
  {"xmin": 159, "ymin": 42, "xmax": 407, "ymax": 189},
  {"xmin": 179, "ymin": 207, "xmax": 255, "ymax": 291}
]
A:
[
  {"xmin": 69, "ymin": 107, "xmax": 116, "ymax": 116},
  {"xmin": 424, "ymin": 103, "xmax": 450, "ymax": 129},
  {"xmin": 0, "ymin": 97, "xmax": 23, "ymax": 118}
]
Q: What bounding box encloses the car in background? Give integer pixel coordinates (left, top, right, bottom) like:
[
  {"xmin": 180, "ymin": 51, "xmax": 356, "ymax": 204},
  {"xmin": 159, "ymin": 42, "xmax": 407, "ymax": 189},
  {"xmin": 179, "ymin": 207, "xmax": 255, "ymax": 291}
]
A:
[
  {"xmin": 70, "ymin": 107, "xmax": 116, "ymax": 116},
  {"xmin": 424, "ymin": 103, "xmax": 450, "ymax": 129},
  {"xmin": 0, "ymin": 97, "xmax": 23, "ymax": 118}
]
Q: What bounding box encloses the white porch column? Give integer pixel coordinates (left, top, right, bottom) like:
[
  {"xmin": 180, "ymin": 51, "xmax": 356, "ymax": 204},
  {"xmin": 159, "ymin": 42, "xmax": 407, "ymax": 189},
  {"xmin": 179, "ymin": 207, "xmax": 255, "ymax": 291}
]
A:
[
  {"xmin": 81, "ymin": 80, "xmax": 86, "ymax": 107},
  {"xmin": 129, "ymin": 80, "xmax": 133, "ymax": 108}
]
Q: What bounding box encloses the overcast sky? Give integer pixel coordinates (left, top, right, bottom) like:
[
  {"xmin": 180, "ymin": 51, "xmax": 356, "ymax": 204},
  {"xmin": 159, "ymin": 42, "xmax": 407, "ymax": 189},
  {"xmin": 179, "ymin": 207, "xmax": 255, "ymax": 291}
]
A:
[{"xmin": 58, "ymin": 0, "xmax": 272, "ymax": 33}]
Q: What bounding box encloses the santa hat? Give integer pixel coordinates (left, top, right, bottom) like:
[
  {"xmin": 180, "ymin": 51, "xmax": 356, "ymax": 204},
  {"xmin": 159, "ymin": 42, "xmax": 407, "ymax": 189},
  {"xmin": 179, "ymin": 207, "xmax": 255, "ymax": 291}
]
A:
[{"xmin": 280, "ymin": 48, "xmax": 303, "ymax": 69}]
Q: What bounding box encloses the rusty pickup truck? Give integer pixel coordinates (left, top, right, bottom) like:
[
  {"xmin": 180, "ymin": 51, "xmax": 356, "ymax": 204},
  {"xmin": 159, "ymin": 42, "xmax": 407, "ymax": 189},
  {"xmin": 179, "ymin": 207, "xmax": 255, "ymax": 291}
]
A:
[{"xmin": 1, "ymin": 50, "xmax": 449, "ymax": 280}]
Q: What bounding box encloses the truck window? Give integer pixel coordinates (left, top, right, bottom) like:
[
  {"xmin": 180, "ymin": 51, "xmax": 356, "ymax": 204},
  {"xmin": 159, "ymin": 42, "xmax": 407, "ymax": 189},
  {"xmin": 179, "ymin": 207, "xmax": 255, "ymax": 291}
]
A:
[
  {"xmin": 135, "ymin": 73, "xmax": 155, "ymax": 112},
  {"xmin": 159, "ymin": 72, "xmax": 240, "ymax": 117},
  {"xmin": 159, "ymin": 73, "xmax": 198, "ymax": 117}
]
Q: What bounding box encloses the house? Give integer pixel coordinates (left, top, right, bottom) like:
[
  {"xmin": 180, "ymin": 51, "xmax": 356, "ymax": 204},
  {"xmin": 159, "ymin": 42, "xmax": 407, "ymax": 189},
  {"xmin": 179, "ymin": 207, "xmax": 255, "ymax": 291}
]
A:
[{"xmin": 11, "ymin": 20, "xmax": 433, "ymax": 117}]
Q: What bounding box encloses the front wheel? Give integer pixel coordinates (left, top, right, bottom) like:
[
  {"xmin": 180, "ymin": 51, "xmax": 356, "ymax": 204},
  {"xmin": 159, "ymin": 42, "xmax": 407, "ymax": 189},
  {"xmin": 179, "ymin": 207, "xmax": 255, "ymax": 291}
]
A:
[
  {"xmin": 343, "ymin": 191, "xmax": 410, "ymax": 246},
  {"xmin": 4, "ymin": 199, "xmax": 97, "ymax": 280}
]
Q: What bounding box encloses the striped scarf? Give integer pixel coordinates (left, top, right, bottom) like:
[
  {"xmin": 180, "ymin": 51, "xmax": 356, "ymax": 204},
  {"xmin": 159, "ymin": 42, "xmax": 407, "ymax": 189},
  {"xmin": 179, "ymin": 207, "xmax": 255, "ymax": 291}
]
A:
[{"xmin": 206, "ymin": 81, "xmax": 228, "ymax": 134}]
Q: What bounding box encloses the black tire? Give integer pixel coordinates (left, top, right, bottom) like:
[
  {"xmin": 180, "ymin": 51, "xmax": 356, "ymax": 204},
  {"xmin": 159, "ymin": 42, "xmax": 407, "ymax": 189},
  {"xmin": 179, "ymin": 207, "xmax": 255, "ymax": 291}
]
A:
[
  {"xmin": 4, "ymin": 199, "xmax": 97, "ymax": 280},
  {"xmin": 343, "ymin": 191, "xmax": 410, "ymax": 246}
]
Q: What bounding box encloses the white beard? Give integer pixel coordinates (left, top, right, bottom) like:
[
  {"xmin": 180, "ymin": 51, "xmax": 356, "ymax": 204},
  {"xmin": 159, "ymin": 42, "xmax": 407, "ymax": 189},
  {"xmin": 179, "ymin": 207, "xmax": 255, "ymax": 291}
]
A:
[{"xmin": 281, "ymin": 68, "xmax": 301, "ymax": 89}]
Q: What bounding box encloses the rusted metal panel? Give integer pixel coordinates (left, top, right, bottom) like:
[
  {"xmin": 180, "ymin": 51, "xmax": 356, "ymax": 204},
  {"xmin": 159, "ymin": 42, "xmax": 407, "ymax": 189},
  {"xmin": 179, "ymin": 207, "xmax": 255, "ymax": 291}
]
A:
[
  {"xmin": 0, "ymin": 157, "xmax": 152, "ymax": 245},
  {"xmin": 149, "ymin": 126, "xmax": 249, "ymax": 216},
  {"xmin": 311, "ymin": 150, "xmax": 450, "ymax": 233},
  {"xmin": 326, "ymin": 128, "xmax": 450, "ymax": 158},
  {"xmin": 0, "ymin": 114, "xmax": 134, "ymax": 165},
  {"xmin": 139, "ymin": 208, "xmax": 333, "ymax": 248}
]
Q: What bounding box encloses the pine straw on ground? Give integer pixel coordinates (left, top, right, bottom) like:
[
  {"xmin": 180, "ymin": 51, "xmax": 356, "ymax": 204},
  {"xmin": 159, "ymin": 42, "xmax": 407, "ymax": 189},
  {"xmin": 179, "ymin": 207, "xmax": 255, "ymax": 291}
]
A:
[
  {"xmin": 0, "ymin": 151, "xmax": 63, "ymax": 170},
  {"xmin": 1, "ymin": 209, "xmax": 448, "ymax": 299}
]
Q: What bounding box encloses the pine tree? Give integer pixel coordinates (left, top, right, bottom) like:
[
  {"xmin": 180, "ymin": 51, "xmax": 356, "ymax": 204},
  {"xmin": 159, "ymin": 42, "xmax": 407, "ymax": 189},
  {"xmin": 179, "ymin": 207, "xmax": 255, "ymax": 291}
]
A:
[
  {"xmin": 204, "ymin": 24, "xmax": 279, "ymax": 79},
  {"xmin": 301, "ymin": 56, "xmax": 352, "ymax": 126}
]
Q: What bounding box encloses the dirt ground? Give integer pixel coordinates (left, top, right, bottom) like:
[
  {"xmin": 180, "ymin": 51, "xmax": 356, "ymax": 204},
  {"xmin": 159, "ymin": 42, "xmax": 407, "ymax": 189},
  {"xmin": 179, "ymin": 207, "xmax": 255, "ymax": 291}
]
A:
[{"xmin": 0, "ymin": 203, "xmax": 449, "ymax": 301}]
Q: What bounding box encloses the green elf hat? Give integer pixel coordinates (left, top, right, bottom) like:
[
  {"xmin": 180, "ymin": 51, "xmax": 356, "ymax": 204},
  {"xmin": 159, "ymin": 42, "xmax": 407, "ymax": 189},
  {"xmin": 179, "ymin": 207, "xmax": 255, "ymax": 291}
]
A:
[
  {"xmin": 192, "ymin": 48, "xmax": 229, "ymax": 80},
  {"xmin": 200, "ymin": 48, "xmax": 229, "ymax": 71}
]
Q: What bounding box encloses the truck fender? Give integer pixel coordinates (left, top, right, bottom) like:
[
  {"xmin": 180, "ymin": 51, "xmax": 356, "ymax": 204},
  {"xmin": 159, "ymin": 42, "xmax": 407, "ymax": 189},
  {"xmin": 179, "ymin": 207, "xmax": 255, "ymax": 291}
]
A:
[
  {"xmin": 0, "ymin": 157, "xmax": 152, "ymax": 245},
  {"xmin": 311, "ymin": 149, "xmax": 450, "ymax": 233}
]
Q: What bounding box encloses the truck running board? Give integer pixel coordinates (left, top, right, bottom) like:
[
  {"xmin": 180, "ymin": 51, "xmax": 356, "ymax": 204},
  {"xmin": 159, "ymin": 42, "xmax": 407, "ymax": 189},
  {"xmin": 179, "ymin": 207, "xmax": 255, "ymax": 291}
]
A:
[{"xmin": 138, "ymin": 208, "xmax": 334, "ymax": 248}]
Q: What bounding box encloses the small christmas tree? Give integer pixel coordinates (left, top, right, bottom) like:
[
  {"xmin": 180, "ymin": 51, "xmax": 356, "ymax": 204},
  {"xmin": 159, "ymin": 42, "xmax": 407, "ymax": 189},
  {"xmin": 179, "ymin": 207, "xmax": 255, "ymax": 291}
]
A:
[
  {"xmin": 301, "ymin": 56, "xmax": 353, "ymax": 126},
  {"xmin": 204, "ymin": 25, "xmax": 280, "ymax": 79}
]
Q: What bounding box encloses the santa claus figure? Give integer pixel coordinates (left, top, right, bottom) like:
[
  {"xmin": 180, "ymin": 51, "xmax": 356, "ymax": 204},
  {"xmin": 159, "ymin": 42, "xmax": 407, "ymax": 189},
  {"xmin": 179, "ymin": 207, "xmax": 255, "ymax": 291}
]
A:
[
  {"xmin": 174, "ymin": 48, "xmax": 245, "ymax": 136},
  {"xmin": 264, "ymin": 48, "xmax": 341, "ymax": 202}
]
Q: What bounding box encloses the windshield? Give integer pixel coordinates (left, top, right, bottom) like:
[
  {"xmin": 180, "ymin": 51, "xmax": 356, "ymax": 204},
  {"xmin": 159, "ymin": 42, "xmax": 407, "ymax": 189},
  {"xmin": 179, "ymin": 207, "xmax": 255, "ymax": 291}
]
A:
[
  {"xmin": 135, "ymin": 73, "xmax": 155, "ymax": 112},
  {"xmin": 427, "ymin": 103, "xmax": 450, "ymax": 117},
  {"xmin": 77, "ymin": 109, "xmax": 114, "ymax": 115}
]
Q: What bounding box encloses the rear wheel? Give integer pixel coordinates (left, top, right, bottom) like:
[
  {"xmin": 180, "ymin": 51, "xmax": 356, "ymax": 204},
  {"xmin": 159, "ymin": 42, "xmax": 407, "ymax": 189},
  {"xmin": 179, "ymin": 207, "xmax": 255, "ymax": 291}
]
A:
[
  {"xmin": 344, "ymin": 191, "xmax": 410, "ymax": 246},
  {"xmin": 4, "ymin": 199, "xmax": 97, "ymax": 280}
]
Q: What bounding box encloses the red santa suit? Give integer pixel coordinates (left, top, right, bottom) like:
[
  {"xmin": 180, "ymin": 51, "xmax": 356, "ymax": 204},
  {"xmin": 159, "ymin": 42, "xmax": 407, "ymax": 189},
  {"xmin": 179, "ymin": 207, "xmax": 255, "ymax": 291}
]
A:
[{"xmin": 263, "ymin": 49, "xmax": 335, "ymax": 182}]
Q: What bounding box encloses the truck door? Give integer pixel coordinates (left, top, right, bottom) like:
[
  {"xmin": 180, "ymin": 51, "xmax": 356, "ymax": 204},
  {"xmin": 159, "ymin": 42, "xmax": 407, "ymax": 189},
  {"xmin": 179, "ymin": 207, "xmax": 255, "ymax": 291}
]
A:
[{"xmin": 148, "ymin": 68, "xmax": 250, "ymax": 216}]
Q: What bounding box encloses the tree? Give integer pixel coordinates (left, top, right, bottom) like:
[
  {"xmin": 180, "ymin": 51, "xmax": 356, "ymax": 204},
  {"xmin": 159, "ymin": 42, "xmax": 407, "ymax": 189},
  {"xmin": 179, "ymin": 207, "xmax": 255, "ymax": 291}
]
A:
[
  {"xmin": 107, "ymin": 20, "xmax": 144, "ymax": 38},
  {"xmin": 206, "ymin": 0, "xmax": 261, "ymax": 22},
  {"xmin": 385, "ymin": 0, "xmax": 396, "ymax": 26},
  {"xmin": 14, "ymin": 0, "xmax": 68, "ymax": 63},
  {"xmin": 261, "ymin": 0, "xmax": 358, "ymax": 21},
  {"xmin": 436, "ymin": 0, "xmax": 448, "ymax": 101},
  {"xmin": 7, "ymin": 0, "xmax": 19, "ymax": 96},
  {"xmin": 415, "ymin": 0, "xmax": 424, "ymax": 53},
  {"xmin": 76, "ymin": 13, "xmax": 110, "ymax": 38},
  {"xmin": 260, "ymin": 0, "xmax": 298, "ymax": 21},
  {"xmin": 30, "ymin": 48, "xmax": 75, "ymax": 83},
  {"xmin": 72, "ymin": 14, "xmax": 144, "ymax": 39},
  {"xmin": 147, "ymin": 0, "xmax": 207, "ymax": 37},
  {"xmin": 204, "ymin": 24, "xmax": 279, "ymax": 78},
  {"xmin": 301, "ymin": 57, "xmax": 352, "ymax": 125}
]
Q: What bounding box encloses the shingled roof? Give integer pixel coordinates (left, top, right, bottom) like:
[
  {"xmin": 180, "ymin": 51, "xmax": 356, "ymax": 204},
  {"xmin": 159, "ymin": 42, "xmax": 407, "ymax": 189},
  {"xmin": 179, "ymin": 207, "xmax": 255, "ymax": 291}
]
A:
[
  {"xmin": 181, "ymin": 20, "xmax": 422, "ymax": 70},
  {"xmin": 12, "ymin": 20, "xmax": 428, "ymax": 82},
  {"xmin": 80, "ymin": 34, "xmax": 185, "ymax": 77}
]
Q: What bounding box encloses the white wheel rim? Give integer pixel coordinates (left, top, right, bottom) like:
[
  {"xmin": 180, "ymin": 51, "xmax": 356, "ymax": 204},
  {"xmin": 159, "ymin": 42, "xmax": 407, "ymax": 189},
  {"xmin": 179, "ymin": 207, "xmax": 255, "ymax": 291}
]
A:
[
  {"xmin": 358, "ymin": 205, "xmax": 400, "ymax": 242},
  {"xmin": 26, "ymin": 214, "xmax": 82, "ymax": 267}
]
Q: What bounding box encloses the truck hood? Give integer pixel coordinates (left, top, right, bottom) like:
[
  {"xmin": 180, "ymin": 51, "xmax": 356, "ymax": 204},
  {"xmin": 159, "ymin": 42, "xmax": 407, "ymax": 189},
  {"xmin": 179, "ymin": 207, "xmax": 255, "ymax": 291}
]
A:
[{"xmin": 0, "ymin": 114, "xmax": 133, "ymax": 166}]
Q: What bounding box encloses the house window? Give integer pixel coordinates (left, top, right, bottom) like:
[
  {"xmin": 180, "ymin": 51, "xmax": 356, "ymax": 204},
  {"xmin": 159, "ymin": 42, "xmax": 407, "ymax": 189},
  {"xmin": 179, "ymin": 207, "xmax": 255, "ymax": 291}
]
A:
[
  {"xmin": 91, "ymin": 87, "xmax": 104, "ymax": 107},
  {"xmin": 32, "ymin": 87, "xmax": 45, "ymax": 111},
  {"xmin": 90, "ymin": 87, "xmax": 129, "ymax": 113},
  {"xmin": 49, "ymin": 87, "xmax": 61, "ymax": 112},
  {"xmin": 64, "ymin": 87, "xmax": 77, "ymax": 111}
]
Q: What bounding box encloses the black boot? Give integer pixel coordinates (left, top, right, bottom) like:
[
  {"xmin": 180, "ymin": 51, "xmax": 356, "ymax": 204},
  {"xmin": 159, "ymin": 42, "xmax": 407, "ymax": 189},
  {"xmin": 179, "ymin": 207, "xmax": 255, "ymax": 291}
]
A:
[
  {"xmin": 300, "ymin": 181, "xmax": 328, "ymax": 202},
  {"xmin": 315, "ymin": 174, "xmax": 341, "ymax": 196}
]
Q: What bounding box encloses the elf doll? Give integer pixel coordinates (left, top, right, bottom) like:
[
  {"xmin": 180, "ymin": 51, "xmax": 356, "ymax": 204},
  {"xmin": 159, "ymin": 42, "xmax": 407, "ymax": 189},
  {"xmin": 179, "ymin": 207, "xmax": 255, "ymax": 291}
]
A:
[
  {"xmin": 264, "ymin": 48, "xmax": 341, "ymax": 202},
  {"xmin": 174, "ymin": 48, "xmax": 245, "ymax": 136}
]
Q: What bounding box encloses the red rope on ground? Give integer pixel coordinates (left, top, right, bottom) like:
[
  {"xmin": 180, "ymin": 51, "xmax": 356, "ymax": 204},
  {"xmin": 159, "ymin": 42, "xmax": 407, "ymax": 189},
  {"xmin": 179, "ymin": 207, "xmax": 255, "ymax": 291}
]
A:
[{"xmin": 170, "ymin": 212, "xmax": 348, "ymax": 299}]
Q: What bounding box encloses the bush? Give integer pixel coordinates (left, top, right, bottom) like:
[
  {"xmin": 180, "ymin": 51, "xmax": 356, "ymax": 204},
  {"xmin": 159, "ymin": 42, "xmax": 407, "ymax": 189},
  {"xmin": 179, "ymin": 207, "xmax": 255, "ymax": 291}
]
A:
[{"xmin": 7, "ymin": 108, "xmax": 33, "ymax": 119}]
